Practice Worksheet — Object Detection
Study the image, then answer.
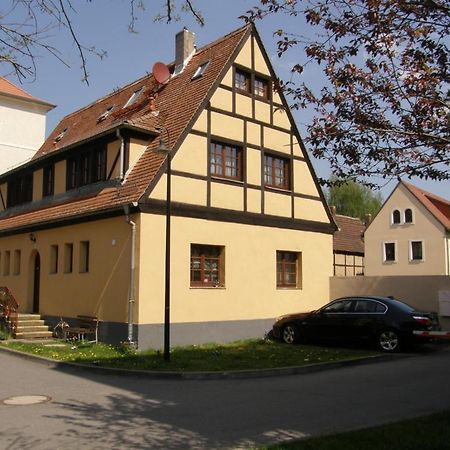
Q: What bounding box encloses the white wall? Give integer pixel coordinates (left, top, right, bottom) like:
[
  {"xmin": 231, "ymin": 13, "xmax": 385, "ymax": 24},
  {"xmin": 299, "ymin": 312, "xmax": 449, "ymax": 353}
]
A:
[{"xmin": 0, "ymin": 96, "xmax": 49, "ymax": 173}]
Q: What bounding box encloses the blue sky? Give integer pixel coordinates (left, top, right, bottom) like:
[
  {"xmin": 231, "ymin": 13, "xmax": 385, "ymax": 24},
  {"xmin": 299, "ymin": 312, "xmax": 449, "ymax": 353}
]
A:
[{"xmin": 3, "ymin": 0, "xmax": 448, "ymax": 200}]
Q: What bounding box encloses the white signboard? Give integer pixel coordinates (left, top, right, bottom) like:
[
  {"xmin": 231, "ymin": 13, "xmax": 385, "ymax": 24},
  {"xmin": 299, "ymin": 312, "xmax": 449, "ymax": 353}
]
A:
[{"xmin": 438, "ymin": 291, "xmax": 450, "ymax": 317}]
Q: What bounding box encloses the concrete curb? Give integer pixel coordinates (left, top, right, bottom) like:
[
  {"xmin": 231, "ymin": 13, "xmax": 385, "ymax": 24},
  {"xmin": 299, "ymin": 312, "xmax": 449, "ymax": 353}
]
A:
[{"xmin": 0, "ymin": 343, "xmax": 408, "ymax": 380}]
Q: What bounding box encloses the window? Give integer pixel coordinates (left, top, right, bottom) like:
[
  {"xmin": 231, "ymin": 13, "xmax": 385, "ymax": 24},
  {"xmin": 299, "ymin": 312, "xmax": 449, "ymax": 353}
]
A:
[
  {"xmin": 254, "ymin": 76, "xmax": 269, "ymax": 99},
  {"xmin": 123, "ymin": 88, "xmax": 142, "ymax": 108},
  {"xmin": 64, "ymin": 243, "xmax": 73, "ymax": 273},
  {"xmin": 50, "ymin": 245, "xmax": 59, "ymax": 274},
  {"xmin": 323, "ymin": 299, "xmax": 353, "ymax": 313},
  {"xmin": 190, "ymin": 244, "xmax": 224, "ymax": 287},
  {"xmin": 54, "ymin": 128, "xmax": 68, "ymax": 143},
  {"xmin": 234, "ymin": 68, "xmax": 251, "ymax": 93},
  {"xmin": 392, "ymin": 210, "xmax": 401, "ymax": 224},
  {"xmin": 79, "ymin": 241, "xmax": 90, "ymax": 273},
  {"xmin": 384, "ymin": 242, "xmax": 396, "ymax": 262},
  {"xmin": 7, "ymin": 172, "xmax": 33, "ymax": 207},
  {"xmin": 97, "ymin": 106, "xmax": 113, "ymax": 122},
  {"xmin": 354, "ymin": 299, "xmax": 386, "ymax": 313},
  {"xmin": 405, "ymin": 208, "xmax": 413, "ymax": 223},
  {"xmin": 66, "ymin": 146, "xmax": 107, "ymax": 190},
  {"xmin": 264, "ymin": 154, "xmax": 290, "ymax": 189},
  {"xmin": 13, "ymin": 250, "xmax": 21, "ymax": 275},
  {"xmin": 3, "ymin": 251, "xmax": 10, "ymax": 276},
  {"xmin": 192, "ymin": 61, "xmax": 209, "ymax": 80},
  {"xmin": 43, "ymin": 164, "xmax": 55, "ymax": 197},
  {"xmin": 210, "ymin": 141, "xmax": 243, "ymax": 180},
  {"xmin": 277, "ymin": 251, "xmax": 302, "ymax": 288},
  {"xmin": 410, "ymin": 241, "xmax": 423, "ymax": 261}
]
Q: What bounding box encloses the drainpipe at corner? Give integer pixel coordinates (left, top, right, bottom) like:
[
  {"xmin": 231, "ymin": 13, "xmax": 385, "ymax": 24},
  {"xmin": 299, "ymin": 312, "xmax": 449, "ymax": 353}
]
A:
[{"xmin": 124, "ymin": 203, "xmax": 137, "ymax": 345}]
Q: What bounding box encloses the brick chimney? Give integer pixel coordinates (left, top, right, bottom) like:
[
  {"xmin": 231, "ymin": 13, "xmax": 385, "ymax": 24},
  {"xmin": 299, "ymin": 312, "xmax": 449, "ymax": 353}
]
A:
[{"xmin": 174, "ymin": 28, "xmax": 196, "ymax": 75}]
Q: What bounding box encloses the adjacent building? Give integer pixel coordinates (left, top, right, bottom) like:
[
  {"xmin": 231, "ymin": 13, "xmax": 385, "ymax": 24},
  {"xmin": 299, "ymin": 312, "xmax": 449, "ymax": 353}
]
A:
[
  {"xmin": 0, "ymin": 77, "xmax": 55, "ymax": 173},
  {"xmin": 365, "ymin": 181, "xmax": 450, "ymax": 276},
  {"xmin": 0, "ymin": 25, "xmax": 336, "ymax": 348},
  {"xmin": 332, "ymin": 212, "xmax": 365, "ymax": 276}
]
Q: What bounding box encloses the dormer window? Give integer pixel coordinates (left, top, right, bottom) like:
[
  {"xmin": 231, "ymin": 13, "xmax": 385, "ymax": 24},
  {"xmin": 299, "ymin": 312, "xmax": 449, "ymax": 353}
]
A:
[
  {"xmin": 192, "ymin": 61, "xmax": 210, "ymax": 80},
  {"xmin": 97, "ymin": 106, "xmax": 113, "ymax": 122},
  {"xmin": 392, "ymin": 209, "xmax": 401, "ymax": 224},
  {"xmin": 54, "ymin": 128, "xmax": 68, "ymax": 142},
  {"xmin": 123, "ymin": 88, "xmax": 142, "ymax": 109},
  {"xmin": 405, "ymin": 208, "xmax": 413, "ymax": 223}
]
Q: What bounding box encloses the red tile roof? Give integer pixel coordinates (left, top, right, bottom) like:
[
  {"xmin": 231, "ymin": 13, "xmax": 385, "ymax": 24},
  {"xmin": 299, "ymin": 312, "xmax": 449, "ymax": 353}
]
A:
[
  {"xmin": 0, "ymin": 25, "xmax": 252, "ymax": 234},
  {"xmin": 402, "ymin": 181, "xmax": 450, "ymax": 231},
  {"xmin": 333, "ymin": 214, "xmax": 365, "ymax": 254},
  {"xmin": 0, "ymin": 76, "xmax": 55, "ymax": 109}
]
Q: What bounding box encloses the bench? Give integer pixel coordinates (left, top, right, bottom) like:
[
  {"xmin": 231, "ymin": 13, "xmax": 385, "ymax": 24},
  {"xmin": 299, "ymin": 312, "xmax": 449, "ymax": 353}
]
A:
[{"xmin": 66, "ymin": 315, "xmax": 99, "ymax": 343}]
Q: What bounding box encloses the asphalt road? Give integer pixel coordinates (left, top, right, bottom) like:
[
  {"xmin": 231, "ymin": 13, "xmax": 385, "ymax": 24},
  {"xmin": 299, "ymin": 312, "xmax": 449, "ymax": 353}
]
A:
[{"xmin": 1, "ymin": 347, "xmax": 450, "ymax": 450}]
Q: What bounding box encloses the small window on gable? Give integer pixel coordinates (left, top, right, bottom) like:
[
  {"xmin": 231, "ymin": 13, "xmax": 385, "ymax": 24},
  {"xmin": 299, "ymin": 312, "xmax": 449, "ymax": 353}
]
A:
[
  {"xmin": 254, "ymin": 76, "xmax": 269, "ymax": 99},
  {"xmin": 97, "ymin": 106, "xmax": 114, "ymax": 122},
  {"xmin": 234, "ymin": 68, "xmax": 251, "ymax": 93},
  {"xmin": 405, "ymin": 208, "xmax": 413, "ymax": 223},
  {"xmin": 392, "ymin": 209, "xmax": 401, "ymax": 224},
  {"xmin": 210, "ymin": 141, "xmax": 243, "ymax": 181},
  {"xmin": 264, "ymin": 154, "xmax": 290, "ymax": 190},
  {"xmin": 123, "ymin": 88, "xmax": 142, "ymax": 108},
  {"xmin": 54, "ymin": 128, "xmax": 68, "ymax": 143},
  {"xmin": 192, "ymin": 61, "xmax": 210, "ymax": 80}
]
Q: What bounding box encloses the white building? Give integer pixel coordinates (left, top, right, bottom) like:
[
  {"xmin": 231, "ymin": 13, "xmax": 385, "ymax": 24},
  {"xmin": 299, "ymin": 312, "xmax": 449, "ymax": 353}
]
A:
[{"xmin": 0, "ymin": 77, "xmax": 54, "ymax": 174}]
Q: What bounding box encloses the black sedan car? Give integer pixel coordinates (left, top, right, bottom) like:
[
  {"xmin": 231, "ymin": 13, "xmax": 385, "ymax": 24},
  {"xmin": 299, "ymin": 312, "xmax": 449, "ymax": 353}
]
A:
[{"xmin": 272, "ymin": 296, "xmax": 440, "ymax": 352}]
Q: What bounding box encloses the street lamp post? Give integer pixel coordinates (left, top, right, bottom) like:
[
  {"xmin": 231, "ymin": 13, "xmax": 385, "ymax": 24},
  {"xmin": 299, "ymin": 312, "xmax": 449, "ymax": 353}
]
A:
[{"xmin": 154, "ymin": 128, "xmax": 171, "ymax": 361}]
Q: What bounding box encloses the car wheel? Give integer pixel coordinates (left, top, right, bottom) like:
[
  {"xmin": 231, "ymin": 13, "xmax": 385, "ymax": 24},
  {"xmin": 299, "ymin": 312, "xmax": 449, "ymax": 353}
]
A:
[
  {"xmin": 282, "ymin": 324, "xmax": 299, "ymax": 345},
  {"xmin": 378, "ymin": 329, "xmax": 400, "ymax": 352}
]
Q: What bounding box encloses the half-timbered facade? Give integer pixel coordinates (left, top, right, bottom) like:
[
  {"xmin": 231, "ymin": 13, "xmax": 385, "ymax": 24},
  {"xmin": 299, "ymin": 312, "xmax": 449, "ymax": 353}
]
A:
[{"xmin": 0, "ymin": 25, "xmax": 336, "ymax": 348}]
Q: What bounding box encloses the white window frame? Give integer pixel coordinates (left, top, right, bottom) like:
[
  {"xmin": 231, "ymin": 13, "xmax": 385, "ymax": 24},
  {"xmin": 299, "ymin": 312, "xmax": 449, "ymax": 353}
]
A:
[
  {"xmin": 383, "ymin": 241, "xmax": 397, "ymax": 263},
  {"xmin": 409, "ymin": 240, "xmax": 425, "ymax": 262}
]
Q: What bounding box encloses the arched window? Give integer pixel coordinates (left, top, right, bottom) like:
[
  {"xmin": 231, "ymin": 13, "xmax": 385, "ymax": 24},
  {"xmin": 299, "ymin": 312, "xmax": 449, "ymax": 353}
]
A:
[
  {"xmin": 392, "ymin": 210, "xmax": 401, "ymax": 224},
  {"xmin": 405, "ymin": 208, "xmax": 413, "ymax": 223}
]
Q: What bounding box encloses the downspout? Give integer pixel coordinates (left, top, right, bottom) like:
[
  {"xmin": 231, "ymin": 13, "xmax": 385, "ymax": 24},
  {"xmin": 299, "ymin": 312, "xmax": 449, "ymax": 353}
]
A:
[
  {"xmin": 116, "ymin": 129, "xmax": 126, "ymax": 181},
  {"xmin": 124, "ymin": 204, "xmax": 137, "ymax": 345}
]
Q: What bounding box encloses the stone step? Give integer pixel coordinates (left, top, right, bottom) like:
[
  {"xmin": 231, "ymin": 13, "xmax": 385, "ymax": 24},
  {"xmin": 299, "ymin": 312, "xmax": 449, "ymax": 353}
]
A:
[
  {"xmin": 15, "ymin": 325, "xmax": 51, "ymax": 333},
  {"xmin": 14, "ymin": 331, "xmax": 53, "ymax": 339},
  {"xmin": 16, "ymin": 314, "xmax": 43, "ymax": 320},
  {"xmin": 16, "ymin": 319, "xmax": 46, "ymax": 326}
]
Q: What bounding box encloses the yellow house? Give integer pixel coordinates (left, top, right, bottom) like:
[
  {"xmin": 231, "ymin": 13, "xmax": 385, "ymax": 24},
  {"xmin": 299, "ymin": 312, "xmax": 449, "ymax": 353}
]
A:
[
  {"xmin": 365, "ymin": 181, "xmax": 450, "ymax": 276},
  {"xmin": 0, "ymin": 25, "xmax": 335, "ymax": 348}
]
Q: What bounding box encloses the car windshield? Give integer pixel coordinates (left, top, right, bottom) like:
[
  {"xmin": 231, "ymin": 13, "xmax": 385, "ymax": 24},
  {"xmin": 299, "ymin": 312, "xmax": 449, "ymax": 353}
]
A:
[{"xmin": 387, "ymin": 298, "xmax": 416, "ymax": 313}]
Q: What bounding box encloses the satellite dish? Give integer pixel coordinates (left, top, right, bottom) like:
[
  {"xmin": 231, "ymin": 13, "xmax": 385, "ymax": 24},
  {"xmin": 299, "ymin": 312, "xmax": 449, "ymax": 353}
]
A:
[{"xmin": 152, "ymin": 62, "xmax": 170, "ymax": 84}]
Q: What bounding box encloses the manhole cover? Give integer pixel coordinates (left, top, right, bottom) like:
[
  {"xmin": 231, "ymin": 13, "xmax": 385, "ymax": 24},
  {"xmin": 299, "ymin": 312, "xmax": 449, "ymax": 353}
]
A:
[{"xmin": 3, "ymin": 395, "xmax": 51, "ymax": 406}]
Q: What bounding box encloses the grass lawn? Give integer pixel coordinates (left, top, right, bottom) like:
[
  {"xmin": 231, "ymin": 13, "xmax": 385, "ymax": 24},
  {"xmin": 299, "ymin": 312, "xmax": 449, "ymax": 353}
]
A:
[
  {"xmin": 261, "ymin": 409, "xmax": 450, "ymax": 450},
  {"xmin": 0, "ymin": 338, "xmax": 377, "ymax": 372}
]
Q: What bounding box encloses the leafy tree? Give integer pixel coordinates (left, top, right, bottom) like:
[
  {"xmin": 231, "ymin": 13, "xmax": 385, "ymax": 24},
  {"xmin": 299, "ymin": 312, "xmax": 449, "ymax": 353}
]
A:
[
  {"xmin": 326, "ymin": 177, "xmax": 383, "ymax": 219},
  {"xmin": 242, "ymin": 0, "xmax": 449, "ymax": 183}
]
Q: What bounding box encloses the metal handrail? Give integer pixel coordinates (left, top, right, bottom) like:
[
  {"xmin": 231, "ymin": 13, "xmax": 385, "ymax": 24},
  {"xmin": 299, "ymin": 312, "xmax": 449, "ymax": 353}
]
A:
[{"xmin": 0, "ymin": 286, "xmax": 20, "ymax": 335}]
